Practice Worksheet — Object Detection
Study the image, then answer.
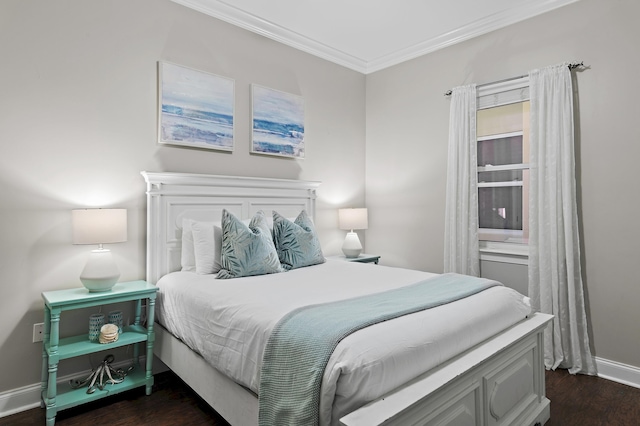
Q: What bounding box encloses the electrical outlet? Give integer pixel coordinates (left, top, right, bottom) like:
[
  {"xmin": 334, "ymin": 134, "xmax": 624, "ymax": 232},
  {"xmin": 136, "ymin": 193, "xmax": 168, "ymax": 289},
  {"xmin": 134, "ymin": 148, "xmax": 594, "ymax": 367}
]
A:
[{"xmin": 33, "ymin": 323, "xmax": 44, "ymax": 343}]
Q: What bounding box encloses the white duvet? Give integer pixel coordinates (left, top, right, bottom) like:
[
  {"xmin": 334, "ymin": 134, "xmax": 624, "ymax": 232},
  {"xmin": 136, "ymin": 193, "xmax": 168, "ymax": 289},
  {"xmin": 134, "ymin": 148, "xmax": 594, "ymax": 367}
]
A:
[{"xmin": 155, "ymin": 260, "xmax": 532, "ymax": 426}]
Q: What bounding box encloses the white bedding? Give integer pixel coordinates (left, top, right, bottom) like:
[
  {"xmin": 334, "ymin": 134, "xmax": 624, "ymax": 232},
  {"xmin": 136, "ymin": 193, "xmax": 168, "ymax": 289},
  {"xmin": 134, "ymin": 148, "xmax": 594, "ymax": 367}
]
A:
[{"xmin": 155, "ymin": 260, "xmax": 532, "ymax": 426}]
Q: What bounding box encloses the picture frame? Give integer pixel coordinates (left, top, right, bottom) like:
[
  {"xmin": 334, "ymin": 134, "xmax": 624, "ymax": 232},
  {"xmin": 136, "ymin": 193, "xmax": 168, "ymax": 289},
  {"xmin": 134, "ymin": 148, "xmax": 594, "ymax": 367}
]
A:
[
  {"xmin": 158, "ymin": 62, "xmax": 235, "ymax": 151},
  {"xmin": 251, "ymin": 84, "xmax": 305, "ymax": 159}
]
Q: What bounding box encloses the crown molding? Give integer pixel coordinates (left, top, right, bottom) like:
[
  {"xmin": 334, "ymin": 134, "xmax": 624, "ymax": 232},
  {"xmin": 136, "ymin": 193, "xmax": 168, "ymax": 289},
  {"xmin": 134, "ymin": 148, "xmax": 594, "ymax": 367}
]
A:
[
  {"xmin": 366, "ymin": 0, "xmax": 580, "ymax": 73},
  {"xmin": 170, "ymin": 0, "xmax": 369, "ymax": 73},
  {"xmin": 170, "ymin": 0, "xmax": 580, "ymax": 75}
]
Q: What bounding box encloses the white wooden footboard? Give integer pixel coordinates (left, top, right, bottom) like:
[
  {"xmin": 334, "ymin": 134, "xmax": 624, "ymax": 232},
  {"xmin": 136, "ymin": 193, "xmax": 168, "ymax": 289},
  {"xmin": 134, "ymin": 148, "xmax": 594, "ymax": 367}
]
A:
[
  {"xmin": 154, "ymin": 313, "xmax": 551, "ymax": 426},
  {"xmin": 340, "ymin": 313, "xmax": 552, "ymax": 426}
]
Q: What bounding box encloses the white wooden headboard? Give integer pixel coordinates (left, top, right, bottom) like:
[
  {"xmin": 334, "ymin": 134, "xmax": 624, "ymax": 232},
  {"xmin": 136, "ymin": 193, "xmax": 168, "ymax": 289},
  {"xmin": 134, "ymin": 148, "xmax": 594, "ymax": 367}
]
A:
[{"xmin": 141, "ymin": 171, "xmax": 321, "ymax": 284}]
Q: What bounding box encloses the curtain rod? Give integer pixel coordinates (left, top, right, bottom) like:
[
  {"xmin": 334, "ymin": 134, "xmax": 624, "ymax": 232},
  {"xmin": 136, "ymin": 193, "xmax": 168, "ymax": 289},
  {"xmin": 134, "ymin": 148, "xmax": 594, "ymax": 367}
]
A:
[{"xmin": 443, "ymin": 62, "xmax": 585, "ymax": 96}]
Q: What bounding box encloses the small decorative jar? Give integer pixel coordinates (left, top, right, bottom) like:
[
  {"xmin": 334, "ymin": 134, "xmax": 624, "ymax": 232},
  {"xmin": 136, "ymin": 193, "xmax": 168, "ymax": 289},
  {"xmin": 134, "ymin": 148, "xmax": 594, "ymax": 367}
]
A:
[
  {"xmin": 108, "ymin": 310, "xmax": 123, "ymax": 334},
  {"xmin": 89, "ymin": 313, "xmax": 105, "ymax": 342}
]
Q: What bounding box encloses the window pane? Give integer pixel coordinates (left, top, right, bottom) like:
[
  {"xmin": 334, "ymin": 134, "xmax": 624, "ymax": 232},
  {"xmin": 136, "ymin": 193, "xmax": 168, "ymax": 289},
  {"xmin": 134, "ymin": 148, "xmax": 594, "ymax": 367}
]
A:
[
  {"xmin": 477, "ymin": 135, "xmax": 523, "ymax": 166},
  {"xmin": 478, "ymin": 186, "xmax": 523, "ymax": 230},
  {"xmin": 478, "ymin": 170, "xmax": 523, "ymax": 183},
  {"xmin": 477, "ymin": 103, "xmax": 525, "ymax": 136}
]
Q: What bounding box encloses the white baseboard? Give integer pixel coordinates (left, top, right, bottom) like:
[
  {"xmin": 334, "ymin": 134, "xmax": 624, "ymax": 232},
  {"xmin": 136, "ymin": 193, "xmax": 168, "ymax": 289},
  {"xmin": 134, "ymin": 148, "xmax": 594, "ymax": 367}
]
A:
[
  {"xmin": 0, "ymin": 357, "xmax": 166, "ymax": 419},
  {"xmin": 595, "ymin": 357, "xmax": 640, "ymax": 389},
  {"xmin": 0, "ymin": 382, "xmax": 41, "ymax": 418}
]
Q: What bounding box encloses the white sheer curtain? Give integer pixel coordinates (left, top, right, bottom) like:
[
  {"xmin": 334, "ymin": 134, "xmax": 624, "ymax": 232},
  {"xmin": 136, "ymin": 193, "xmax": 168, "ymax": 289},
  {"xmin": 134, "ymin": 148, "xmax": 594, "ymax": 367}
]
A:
[
  {"xmin": 528, "ymin": 63, "xmax": 596, "ymax": 375},
  {"xmin": 444, "ymin": 84, "xmax": 479, "ymax": 276}
]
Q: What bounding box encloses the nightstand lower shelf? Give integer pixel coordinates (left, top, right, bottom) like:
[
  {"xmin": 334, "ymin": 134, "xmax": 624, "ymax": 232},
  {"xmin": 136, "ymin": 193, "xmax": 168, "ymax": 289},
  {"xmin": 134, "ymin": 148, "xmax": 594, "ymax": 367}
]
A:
[{"xmin": 44, "ymin": 367, "xmax": 151, "ymax": 413}]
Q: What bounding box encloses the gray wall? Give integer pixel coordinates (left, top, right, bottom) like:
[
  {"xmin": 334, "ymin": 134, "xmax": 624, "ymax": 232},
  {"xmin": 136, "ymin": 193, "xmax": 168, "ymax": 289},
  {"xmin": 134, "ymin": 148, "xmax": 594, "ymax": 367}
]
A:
[
  {"xmin": 481, "ymin": 261, "xmax": 528, "ymax": 297},
  {"xmin": 366, "ymin": 0, "xmax": 640, "ymax": 369},
  {"xmin": 0, "ymin": 0, "xmax": 365, "ymax": 392},
  {"xmin": 2, "ymin": 0, "xmax": 639, "ymax": 398}
]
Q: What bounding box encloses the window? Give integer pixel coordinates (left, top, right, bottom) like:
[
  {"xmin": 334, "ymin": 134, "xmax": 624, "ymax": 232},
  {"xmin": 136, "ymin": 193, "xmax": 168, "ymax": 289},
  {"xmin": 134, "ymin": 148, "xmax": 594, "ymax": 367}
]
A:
[{"xmin": 477, "ymin": 101, "xmax": 530, "ymax": 245}]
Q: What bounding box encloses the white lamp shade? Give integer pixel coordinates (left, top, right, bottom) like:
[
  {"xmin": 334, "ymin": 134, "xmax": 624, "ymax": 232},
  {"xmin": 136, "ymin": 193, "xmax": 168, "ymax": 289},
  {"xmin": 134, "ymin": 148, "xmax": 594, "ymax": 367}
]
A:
[
  {"xmin": 72, "ymin": 209, "xmax": 127, "ymax": 245},
  {"xmin": 338, "ymin": 208, "xmax": 368, "ymax": 231}
]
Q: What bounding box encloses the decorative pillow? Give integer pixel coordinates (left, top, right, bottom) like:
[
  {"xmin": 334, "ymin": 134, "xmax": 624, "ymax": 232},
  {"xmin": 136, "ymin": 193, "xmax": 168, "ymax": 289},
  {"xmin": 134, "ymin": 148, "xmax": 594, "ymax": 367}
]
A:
[
  {"xmin": 217, "ymin": 210, "xmax": 284, "ymax": 279},
  {"xmin": 241, "ymin": 215, "xmax": 296, "ymax": 233},
  {"xmin": 272, "ymin": 210, "xmax": 325, "ymax": 270}
]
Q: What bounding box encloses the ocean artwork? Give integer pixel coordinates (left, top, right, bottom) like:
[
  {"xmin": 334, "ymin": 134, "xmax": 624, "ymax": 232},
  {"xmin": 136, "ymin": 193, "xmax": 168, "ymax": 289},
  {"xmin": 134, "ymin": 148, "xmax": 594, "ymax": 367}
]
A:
[
  {"xmin": 251, "ymin": 85, "xmax": 304, "ymax": 158},
  {"xmin": 158, "ymin": 62, "xmax": 234, "ymax": 151}
]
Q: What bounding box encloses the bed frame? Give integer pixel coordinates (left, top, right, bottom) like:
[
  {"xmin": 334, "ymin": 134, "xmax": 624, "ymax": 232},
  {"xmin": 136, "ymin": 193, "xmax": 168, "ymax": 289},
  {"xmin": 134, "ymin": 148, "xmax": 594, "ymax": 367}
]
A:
[{"xmin": 141, "ymin": 171, "xmax": 553, "ymax": 426}]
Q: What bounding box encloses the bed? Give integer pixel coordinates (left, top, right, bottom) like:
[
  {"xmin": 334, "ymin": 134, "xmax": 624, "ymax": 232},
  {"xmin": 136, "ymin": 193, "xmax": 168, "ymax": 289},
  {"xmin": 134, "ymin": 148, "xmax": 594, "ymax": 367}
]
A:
[{"xmin": 141, "ymin": 171, "xmax": 552, "ymax": 426}]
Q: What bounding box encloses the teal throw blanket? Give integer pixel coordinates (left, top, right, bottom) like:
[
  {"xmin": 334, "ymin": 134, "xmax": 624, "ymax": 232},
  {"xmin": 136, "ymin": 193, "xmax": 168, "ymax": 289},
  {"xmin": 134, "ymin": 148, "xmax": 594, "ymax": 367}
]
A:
[{"xmin": 258, "ymin": 272, "xmax": 501, "ymax": 426}]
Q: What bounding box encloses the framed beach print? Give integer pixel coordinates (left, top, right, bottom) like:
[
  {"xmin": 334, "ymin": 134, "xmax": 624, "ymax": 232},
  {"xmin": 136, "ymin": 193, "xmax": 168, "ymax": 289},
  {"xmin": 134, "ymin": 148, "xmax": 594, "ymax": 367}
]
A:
[
  {"xmin": 158, "ymin": 62, "xmax": 234, "ymax": 151},
  {"xmin": 251, "ymin": 84, "xmax": 305, "ymax": 159}
]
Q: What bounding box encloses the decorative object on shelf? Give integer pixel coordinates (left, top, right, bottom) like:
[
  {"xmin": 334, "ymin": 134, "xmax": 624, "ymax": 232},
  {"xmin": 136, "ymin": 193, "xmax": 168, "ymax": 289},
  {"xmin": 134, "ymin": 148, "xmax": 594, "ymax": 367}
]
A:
[
  {"xmin": 158, "ymin": 61, "xmax": 235, "ymax": 151},
  {"xmin": 251, "ymin": 84, "xmax": 305, "ymax": 159},
  {"xmin": 72, "ymin": 208, "xmax": 127, "ymax": 292},
  {"xmin": 99, "ymin": 323, "xmax": 119, "ymax": 344},
  {"xmin": 108, "ymin": 310, "xmax": 123, "ymax": 334},
  {"xmin": 69, "ymin": 354, "xmax": 132, "ymax": 394},
  {"xmin": 338, "ymin": 208, "xmax": 368, "ymax": 258},
  {"xmin": 88, "ymin": 313, "xmax": 105, "ymax": 342}
]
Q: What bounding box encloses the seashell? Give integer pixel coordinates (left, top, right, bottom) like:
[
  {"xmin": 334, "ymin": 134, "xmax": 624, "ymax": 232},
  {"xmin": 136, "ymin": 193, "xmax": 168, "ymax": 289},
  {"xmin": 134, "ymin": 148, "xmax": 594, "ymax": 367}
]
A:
[
  {"xmin": 100, "ymin": 323, "xmax": 118, "ymax": 334},
  {"xmin": 99, "ymin": 334, "xmax": 118, "ymax": 344},
  {"xmin": 99, "ymin": 323, "xmax": 120, "ymax": 344}
]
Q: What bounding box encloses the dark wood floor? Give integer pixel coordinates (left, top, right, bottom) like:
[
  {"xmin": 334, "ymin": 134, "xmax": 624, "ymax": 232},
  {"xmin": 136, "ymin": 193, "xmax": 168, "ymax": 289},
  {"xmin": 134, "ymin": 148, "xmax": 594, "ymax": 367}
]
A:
[
  {"xmin": 545, "ymin": 369, "xmax": 640, "ymax": 425},
  {"xmin": 3, "ymin": 369, "xmax": 639, "ymax": 425}
]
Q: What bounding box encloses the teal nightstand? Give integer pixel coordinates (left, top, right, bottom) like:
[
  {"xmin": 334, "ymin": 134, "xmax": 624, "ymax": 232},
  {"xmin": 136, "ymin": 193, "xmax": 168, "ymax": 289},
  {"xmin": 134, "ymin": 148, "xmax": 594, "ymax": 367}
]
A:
[{"xmin": 40, "ymin": 280, "xmax": 158, "ymax": 426}]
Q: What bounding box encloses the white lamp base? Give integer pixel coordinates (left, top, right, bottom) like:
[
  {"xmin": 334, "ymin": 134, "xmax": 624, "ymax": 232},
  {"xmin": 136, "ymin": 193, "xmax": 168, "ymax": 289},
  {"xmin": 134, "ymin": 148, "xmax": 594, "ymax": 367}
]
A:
[
  {"xmin": 80, "ymin": 249, "xmax": 120, "ymax": 292},
  {"xmin": 342, "ymin": 231, "xmax": 363, "ymax": 258}
]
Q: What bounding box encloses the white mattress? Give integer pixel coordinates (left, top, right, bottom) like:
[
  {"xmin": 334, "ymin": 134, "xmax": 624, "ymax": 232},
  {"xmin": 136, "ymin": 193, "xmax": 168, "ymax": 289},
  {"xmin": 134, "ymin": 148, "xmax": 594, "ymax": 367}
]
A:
[{"xmin": 155, "ymin": 260, "xmax": 532, "ymax": 426}]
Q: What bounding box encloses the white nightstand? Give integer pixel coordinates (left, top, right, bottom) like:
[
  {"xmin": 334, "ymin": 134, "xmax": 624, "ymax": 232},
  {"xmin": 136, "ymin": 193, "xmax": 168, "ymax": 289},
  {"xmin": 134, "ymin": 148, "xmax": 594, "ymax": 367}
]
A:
[{"xmin": 326, "ymin": 253, "xmax": 380, "ymax": 264}]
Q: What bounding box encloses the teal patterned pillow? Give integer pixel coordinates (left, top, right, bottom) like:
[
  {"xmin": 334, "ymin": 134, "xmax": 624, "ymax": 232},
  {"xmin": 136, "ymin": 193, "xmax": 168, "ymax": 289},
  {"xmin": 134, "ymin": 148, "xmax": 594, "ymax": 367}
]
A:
[
  {"xmin": 217, "ymin": 210, "xmax": 284, "ymax": 279},
  {"xmin": 272, "ymin": 210, "xmax": 325, "ymax": 270}
]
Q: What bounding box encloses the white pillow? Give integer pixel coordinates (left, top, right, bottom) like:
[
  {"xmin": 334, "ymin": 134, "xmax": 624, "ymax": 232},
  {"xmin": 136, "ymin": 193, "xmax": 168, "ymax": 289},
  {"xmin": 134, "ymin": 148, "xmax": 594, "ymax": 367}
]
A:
[
  {"xmin": 181, "ymin": 218, "xmax": 222, "ymax": 274},
  {"xmin": 181, "ymin": 218, "xmax": 197, "ymax": 272}
]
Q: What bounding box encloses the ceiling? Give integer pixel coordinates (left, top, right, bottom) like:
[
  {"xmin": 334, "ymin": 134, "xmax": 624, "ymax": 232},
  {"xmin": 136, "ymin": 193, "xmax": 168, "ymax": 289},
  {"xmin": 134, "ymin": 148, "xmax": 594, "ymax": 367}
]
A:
[{"xmin": 171, "ymin": 0, "xmax": 579, "ymax": 74}]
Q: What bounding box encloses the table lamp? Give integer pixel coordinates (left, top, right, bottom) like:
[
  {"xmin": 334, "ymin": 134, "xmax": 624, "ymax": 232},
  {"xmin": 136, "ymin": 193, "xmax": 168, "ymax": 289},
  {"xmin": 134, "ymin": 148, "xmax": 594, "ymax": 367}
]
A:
[
  {"xmin": 72, "ymin": 208, "xmax": 127, "ymax": 292},
  {"xmin": 338, "ymin": 208, "xmax": 368, "ymax": 258}
]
